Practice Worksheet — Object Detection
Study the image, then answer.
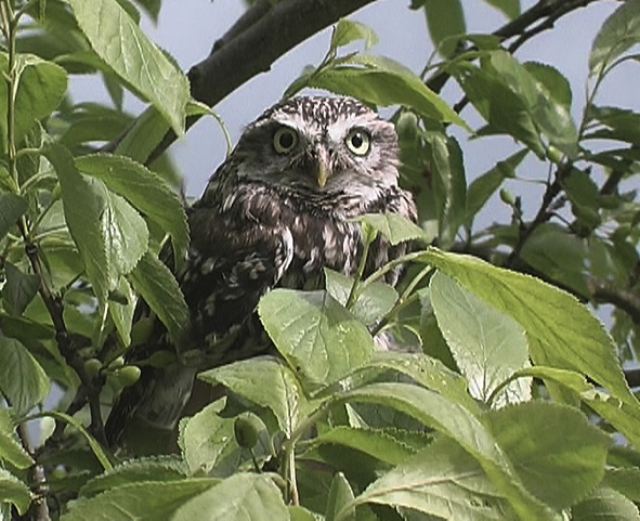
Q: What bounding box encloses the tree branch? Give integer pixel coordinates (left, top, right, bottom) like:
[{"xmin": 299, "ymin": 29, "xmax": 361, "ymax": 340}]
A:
[
  {"xmin": 18, "ymin": 223, "xmax": 106, "ymax": 445},
  {"xmin": 141, "ymin": 0, "xmax": 375, "ymax": 164}
]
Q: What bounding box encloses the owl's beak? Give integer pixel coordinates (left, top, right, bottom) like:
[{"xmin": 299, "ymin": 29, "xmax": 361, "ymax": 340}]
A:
[
  {"xmin": 316, "ymin": 161, "xmax": 329, "ymax": 188},
  {"xmin": 313, "ymin": 147, "xmax": 330, "ymax": 188}
]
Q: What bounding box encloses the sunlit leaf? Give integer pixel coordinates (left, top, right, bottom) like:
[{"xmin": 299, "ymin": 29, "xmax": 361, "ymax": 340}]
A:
[
  {"xmin": 66, "ymin": 0, "xmax": 189, "ymax": 134},
  {"xmin": 0, "ymin": 53, "xmax": 67, "ymax": 149},
  {"xmin": 487, "ymin": 402, "xmax": 610, "ymax": 510},
  {"xmin": 0, "ymin": 468, "xmax": 32, "ymax": 515},
  {"xmin": 421, "ymin": 248, "xmax": 636, "ymax": 407},
  {"xmin": 340, "ymin": 383, "xmax": 555, "ymax": 519},
  {"xmin": 199, "ymin": 357, "xmax": 309, "ymax": 436},
  {"xmin": 430, "ymin": 272, "xmax": 530, "ymax": 405},
  {"xmin": 170, "ymin": 473, "xmax": 289, "ymax": 521},
  {"xmin": 61, "ymin": 479, "xmax": 218, "ymax": 521},
  {"xmin": 80, "ymin": 456, "xmax": 187, "ymax": 497},
  {"xmin": 258, "ymin": 289, "xmax": 374, "ymax": 389},
  {"xmin": 324, "ymin": 268, "xmax": 397, "ymax": 326},
  {"xmin": 354, "ymin": 437, "xmax": 510, "ymax": 521},
  {"xmin": 331, "ymin": 19, "xmax": 378, "ymax": 51},
  {"xmin": 75, "ymin": 154, "xmax": 188, "ymax": 268},
  {"xmin": 307, "ymin": 55, "xmax": 467, "ymax": 129},
  {"xmin": 0, "ymin": 409, "xmax": 33, "ymax": 469},
  {"xmin": 590, "ymin": 0, "xmax": 640, "ymax": 76},
  {"xmin": 572, "ymin": 487, "xmax": 640, "ymax": 520}
]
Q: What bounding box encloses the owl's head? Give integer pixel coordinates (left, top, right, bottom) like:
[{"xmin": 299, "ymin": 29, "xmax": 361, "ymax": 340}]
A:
[{"xmin": 232, "ymin": 96, "xmax": 400, "ymax": 198}]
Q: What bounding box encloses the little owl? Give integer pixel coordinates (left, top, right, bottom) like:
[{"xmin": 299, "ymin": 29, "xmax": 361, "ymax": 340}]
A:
[{"xmin": 105, "ymin": 96, "xmax": 417, "ymax": 446}]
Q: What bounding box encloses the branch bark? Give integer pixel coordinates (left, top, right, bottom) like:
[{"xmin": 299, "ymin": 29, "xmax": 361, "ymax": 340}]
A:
[{"xmin": 141, "ymin": 0, "xmax": 375, "ymax": 164}]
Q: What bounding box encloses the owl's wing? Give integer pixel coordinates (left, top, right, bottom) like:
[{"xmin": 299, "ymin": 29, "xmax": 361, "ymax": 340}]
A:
[
  {"xmin": 105, "ymin": 190, "xmax": 293, "ymax": 446},
  {"xmin": 181, "ymin": 202, "xmax": 293, "ymax": 351}
]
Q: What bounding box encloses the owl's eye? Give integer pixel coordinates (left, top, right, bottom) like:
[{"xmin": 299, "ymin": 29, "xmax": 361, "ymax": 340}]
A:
[
  {"xmin": 273, "ymin": 127, "xmax": 299, "ymax": 154},
  {"xmin": 345, "ymin": 129, "xmax": 371, "ymax": 156}
]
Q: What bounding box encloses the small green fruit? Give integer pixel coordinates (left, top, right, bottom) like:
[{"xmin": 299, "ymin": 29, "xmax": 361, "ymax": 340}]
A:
[
  {"xmin": 114, "ymin": 366, "xmax": 141, "ymax": 388},
  {"xmin": 83, "ymin": 358, "xmax": 102, "ymax": 378},
  {"xmin": 499, "ymin": 188, "xmax": 516, "ymax": 206},
  {"xmin": 234, "ymin": 415, "xmax": 262, "ymax": 449}
]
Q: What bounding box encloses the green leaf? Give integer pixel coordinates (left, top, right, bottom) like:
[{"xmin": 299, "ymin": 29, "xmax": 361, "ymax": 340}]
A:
[
  {"xmin": 340, "ymin": 382, "xmax": 555, "ymax": 520},
  {"xmin": 178, "ymin": 400, "xmax": 237, "ymax": 475},
  {"xmin": 465, "ymin": 149, "xmax": 527, "ymax": 225},
  {"xmin": 307, "ymin": 426, "xmax": 415, "ymax": 466},
  {"xmin": 47, "ymin": 144, "xmax": 149, "ymax": 305},
  {"xmin": 523, "ymin": 62, "xmax": 572, "ymax": 108},
  {"xmin": 430, "ymin": 272, "xmax": 530, "ymax": 405},
  {"xmin": 80, "ymin": 456, "xmax": 187, "ymax": 497},
  {"xmin": 353, "ymin": 437, "xmax": 510, "ymax": 521},
  {"xmin": 43, "ymin": 410, "xmax": 113, "ymax": 471},
  {"xmin": 133, "ymin": 0, "xmax": 161, "ymax": 22},
  {"xmin": 483, "ymin": 0, "xmax": 520, "ymax": 19},
  {"xmin": 59, "ymin": 103, "xmax": 132, "ymax": 148},
  {"xmin": 324, "ymin": 268, "xmax": 397, "ymax": 326},
  {"xmin": 307, "ymin": 55, "xmax": 467, "ymax": 129},
  {"xmin": 115, "ymin": 106, "xmax": 170, "ymax": 163},
  {"xmin": 128, "ymin": 251, "xmax": 189, "ymax": 344},
  {"xmin": 0, "ymin": 193, "xmax": 27, "ymax": 240},
  {"xmin": 75, "ymin": 154, "xmax": 189, "ymax": 268},
  {"xmin": 356, "ymin": 351, "xmax": 480, "ymax": 415},
  {"xmin": 453, "ymin": 60, "xmax": 545, "ymax": 157},
  {"xmin": 495, "ymin": 366, "xmax": 640, "ymax": 450},
  {"xmin": 2, "ymin": 263, "xmax": 40, "ymax": 317},
  {"xmin": 453, "ymin": 51, "xmax": 577, "ymax": 156},
  {"xmin": 520, "ymin": 224, "xmax": 589, "ymax": 296},
  {"xmin": 587, "ymin": 106, "xmax": 640, "ymax": 145},
  {"xmin": 170, "ymin": 473, "xmax": 289, "ymax": 521},
  {"xmin": 423, "ymin": 0, "xmax": 466, "ymax": 58},
  {"xmin": 66, "ymin": 0, "xmax": 189, "ymax": 135},
  {"xmin": 356, "ymin": 213, "xmax": 427, "ymax": 246},
  {"xmin": 0, "ymin": 337, "xmax": 51, "ymax": 415},
  {"xmin": 331, "ymin": 19, "xmax": 378, "ymax": 50},
  {"xmin": 258, "ymin": 289, "xmax": 374, "ymax": 389},
  {"xmin": 0, "ymin": 468, "xmax": 32, "ymax": 515},
  {"xmin": 114, "ymin": 0, "xmax": 140, "ymax": 23},
  {"xmin": 109, "ymin": 276, "xmax": 136, "ymax": 346},
  {"xmin": 589, "ymin": 0, "xmax": 640, "ymax": 76},
  {"xmin": 0, "ymin": 409, "xmax": 33, "ymax": 469},
  {"xmin": 0, "ymin": 53, "xmax": 67, "ymax": 149},
  {"xmin": 603, "ymin": 468, "xmax": 640, "ymax": 502},
  {"xmin": 423, "ymin": 132, "xmax": 466, "ymax": 247},
  {"xmin": 289, "ymin": 506, "xmax": 319, "ymax": 521},
  {"xmin": 420, "ymin": 248, "xmax": 636, "ymax": 407},
  {"xmin": 572, "ymin": 487, "xmax": 640, "ymax": 521},
  {"xmin": 199, "ymin": 357, "xmax": 309, "ymax": 437},
  {"xmin": 486, "ymin": 51, "xmax": 577, "ymax": 152},
  {"xmin": 487, "ymin": 402, "xmax": 610, "ymax": 510},
  {"xmin": 326, "ymin": 472, "xmax": 355, "ymax": 521},
  {"xmin": 61, "ymin": 479, "xmax": 219, "ymax": 521}
]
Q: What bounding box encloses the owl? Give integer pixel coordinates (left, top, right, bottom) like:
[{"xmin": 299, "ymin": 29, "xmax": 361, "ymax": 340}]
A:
[{"xmin": 105, "ymin": 96, "xmax": 417, "ymax": 446}]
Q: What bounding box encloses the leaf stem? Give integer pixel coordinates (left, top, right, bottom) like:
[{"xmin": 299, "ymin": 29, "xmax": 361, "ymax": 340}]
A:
[
  {"xmin": 1, "ymin": 0, "xmax": 17, "ymax": 185},
  {"xmin": 372, "ymin": 265, "xmax": 433, "ymax": 336},
  {"xmin": 360, "ymin": 250, "xmax": 428, "ymax": 291},
  {"xmin": 345, "ymin": 225, "xmax": 375, "ymax": 310}
]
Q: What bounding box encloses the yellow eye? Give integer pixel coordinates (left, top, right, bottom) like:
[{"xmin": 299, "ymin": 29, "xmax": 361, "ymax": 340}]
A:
[
  {"xmin": 345, "ymin": 129, "xmax": 371, "ymax": 156},
  {"xmin": 273, "ymin": 127, "xmax": 298, "ymax": 154}
]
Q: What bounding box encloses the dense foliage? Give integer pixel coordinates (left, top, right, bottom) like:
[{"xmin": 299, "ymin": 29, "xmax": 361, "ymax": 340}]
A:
[{"xmin": 0, "ymin": 0, "xmax": 639, "ymax": 520}]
